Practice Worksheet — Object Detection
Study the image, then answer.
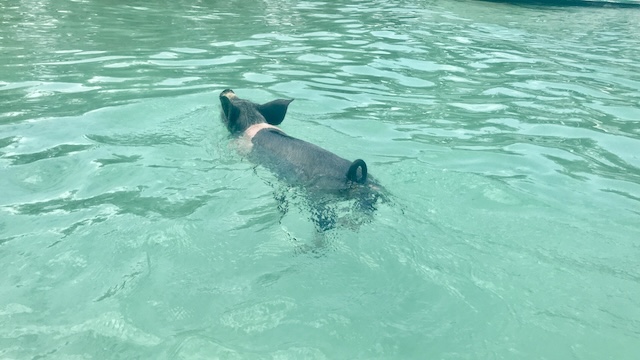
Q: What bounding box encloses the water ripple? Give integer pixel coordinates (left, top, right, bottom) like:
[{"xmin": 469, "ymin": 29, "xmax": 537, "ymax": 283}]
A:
[
  {"xmin": 10, "ymin": 189, "xmax": 214, "ymax": 219},
  {"xmin": 4, "ymin": 144, "xmax": 94, "ymax": 165},
  {"xmin": 2, "ymin": 0, "xmax": 640, "ymax": 358}
]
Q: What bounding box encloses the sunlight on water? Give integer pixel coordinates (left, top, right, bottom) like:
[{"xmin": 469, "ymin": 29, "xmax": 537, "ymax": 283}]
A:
[{"xmin": 1, "ymin": 0, "xmax": 640, "ymax": 358}]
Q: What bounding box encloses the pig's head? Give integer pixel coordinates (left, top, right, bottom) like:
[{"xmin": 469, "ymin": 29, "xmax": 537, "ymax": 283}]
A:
[{"xmin": 219, "ymin": 89, "xmax": 293, "ymax": 134}]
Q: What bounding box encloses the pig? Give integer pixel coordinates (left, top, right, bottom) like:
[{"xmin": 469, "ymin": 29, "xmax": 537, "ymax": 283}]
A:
[{"xmin": 218, "ymin": 89, "xmax": 384, "ymax": 231}]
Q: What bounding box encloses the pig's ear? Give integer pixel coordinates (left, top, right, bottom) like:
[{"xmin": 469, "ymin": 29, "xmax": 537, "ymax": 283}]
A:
[
  {"xmin": 258, "ymin": 99, "xmax": 293, "ymax": 125},
  {"xmin": 219, "ymin": 90, "xmax": 238, "ymax": 122}
]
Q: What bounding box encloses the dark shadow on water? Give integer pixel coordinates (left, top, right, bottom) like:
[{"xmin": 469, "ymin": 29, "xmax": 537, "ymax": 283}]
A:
[{"xmin": 272, "ymin": 182, "xmax": 390, "ymax": 234}]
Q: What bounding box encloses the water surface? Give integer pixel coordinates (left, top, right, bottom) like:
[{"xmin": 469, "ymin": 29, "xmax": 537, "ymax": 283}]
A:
[{"xmin": 1, "ymin": 0, "xmax": 640, "ymax": 358}]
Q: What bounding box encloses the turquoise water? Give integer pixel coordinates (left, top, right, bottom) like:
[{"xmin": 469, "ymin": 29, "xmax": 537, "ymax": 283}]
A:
[{"xmin": 2, "ymin": 0, "xmax": 640, "ymax": 358}]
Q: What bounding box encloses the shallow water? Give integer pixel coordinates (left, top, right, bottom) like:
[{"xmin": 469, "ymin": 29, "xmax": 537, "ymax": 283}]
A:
[{"xmin": 1, "ymin": 0, "xmax": 640, "ymax": 358}]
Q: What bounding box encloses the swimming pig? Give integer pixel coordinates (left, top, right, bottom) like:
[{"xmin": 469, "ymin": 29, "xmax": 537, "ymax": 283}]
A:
[{"xmin": 218, "ymin": 89, "xmax": 383, "ymax": 230}]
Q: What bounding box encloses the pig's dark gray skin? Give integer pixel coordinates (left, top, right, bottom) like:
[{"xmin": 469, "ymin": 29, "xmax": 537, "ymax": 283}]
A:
[{"xmin": 219, "ymin": 89, "xmax": 383, "ymax": 231}]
